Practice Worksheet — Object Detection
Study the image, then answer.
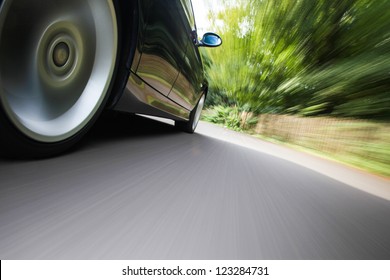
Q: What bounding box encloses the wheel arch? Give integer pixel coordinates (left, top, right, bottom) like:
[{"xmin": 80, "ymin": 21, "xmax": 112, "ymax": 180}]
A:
[{"xmin": 106, "ymin": 0, "xmax": 140, "ymax": 108}]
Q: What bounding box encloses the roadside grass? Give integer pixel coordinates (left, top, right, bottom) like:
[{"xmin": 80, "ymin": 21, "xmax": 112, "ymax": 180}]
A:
[
  {"xmin": 202, "ymin": 109, "xmax": 390, "ymax": 178},
  {"xmin": 253, "ymin": 133, "xmax": 390, "ymax": 178}
]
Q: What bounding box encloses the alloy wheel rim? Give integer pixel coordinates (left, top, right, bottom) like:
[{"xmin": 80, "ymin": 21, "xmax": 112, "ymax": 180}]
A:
[
  {"xmin": 0, "ymin": 0, "xmax": 117, "ymax": 142},
  {"xmin": 192, "ymin": 95, "xmax": 205, "ymax": 131}
]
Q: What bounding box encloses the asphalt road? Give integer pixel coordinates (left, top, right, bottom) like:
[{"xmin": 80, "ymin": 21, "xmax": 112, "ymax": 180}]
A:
[{"xmin": 0, "ymin": 113, "xmax": 389, "ymax": 259}]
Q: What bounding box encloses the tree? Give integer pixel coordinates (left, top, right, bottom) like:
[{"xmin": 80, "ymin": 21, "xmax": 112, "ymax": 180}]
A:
[{"xmin": 204, "ymin": 0, "xmax": 390, "ymax": 119}]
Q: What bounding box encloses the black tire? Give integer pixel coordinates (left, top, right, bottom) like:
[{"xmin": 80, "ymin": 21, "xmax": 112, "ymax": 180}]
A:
[
  {"xmin": 0, "ymin": 0, "xmax": 119, "ymax": 158},
  {"xmin": 175, "ymin": 94, "xmax": 205, "ymax": 133}
]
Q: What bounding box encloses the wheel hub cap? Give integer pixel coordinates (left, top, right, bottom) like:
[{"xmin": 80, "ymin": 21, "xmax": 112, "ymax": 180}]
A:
[{"xmin": 53, "ymin": 42, "xmax": 70, "ymax": 67}]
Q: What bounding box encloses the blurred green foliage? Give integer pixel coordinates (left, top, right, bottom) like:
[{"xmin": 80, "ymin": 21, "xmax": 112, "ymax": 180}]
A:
[
  {"xmin": 203, "ymin": 105, "xmax": 242, "ymax": 130},
  {"xmin": 203, "ymin": 0, "xmax": 390, "ymax": 120},
  {"xmin": 202, "ymin": 105, "xmax": 259, "ymax": 130}
]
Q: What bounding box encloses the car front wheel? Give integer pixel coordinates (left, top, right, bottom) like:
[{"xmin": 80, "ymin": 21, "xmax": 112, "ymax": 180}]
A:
[
  {"xmin": 0, "ymin": 0, "xmax": 118, "ymax": 157},
  {"xmin": 175, "ymin": 94, "xmax": 205, "ymax": 133}
]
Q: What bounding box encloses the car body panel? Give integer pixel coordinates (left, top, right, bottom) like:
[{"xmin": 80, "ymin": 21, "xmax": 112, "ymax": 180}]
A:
[
  {"xmin": 113, "ymin": 0, "xmax": 208, "ymax": 121},
  {"xmin": 170, "ymin": 38, "xmax": 205, "ymax": 110},
  {"xmin": 115, "ymin": 72, "xmax": 190, "ymax": 121},
  {"xmin": 136, "ymin": 0, "xmax": 187, "ymax": 97}
]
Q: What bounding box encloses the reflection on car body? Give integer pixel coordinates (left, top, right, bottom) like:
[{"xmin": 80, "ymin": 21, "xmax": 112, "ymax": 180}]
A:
[{"xmin": 0, "ymin": 0, "xmax": 221, "ymax": 157}]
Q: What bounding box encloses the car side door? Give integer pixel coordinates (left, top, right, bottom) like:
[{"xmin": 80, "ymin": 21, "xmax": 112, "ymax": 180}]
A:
[
  {"xmin": 168, "ymin": 0, "xmax": 205, "ymax": 111},
  {"xmin": 136, "ymin": 0, "xmax": 189, "ymax": 97}
]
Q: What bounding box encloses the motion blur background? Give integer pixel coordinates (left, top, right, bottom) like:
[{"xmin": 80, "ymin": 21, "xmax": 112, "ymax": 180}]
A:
[
  {"xmin": 1, "ymin": 0, "xmax": 389, "ymax": 260},
  {"xmin": 194, "ymin": 0, "xmax": 390, "ymax": 177}
]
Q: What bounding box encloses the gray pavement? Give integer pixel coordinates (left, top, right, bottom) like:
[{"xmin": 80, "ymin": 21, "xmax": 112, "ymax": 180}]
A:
[{"xmin": 0, "ymin": 113, "xmax": 389, "ymax": 259}]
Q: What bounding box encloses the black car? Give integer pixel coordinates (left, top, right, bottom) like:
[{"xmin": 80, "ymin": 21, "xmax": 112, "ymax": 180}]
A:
[{"xmin": 0, "ymin": 0, "xmax": 221, "ymax": 157}]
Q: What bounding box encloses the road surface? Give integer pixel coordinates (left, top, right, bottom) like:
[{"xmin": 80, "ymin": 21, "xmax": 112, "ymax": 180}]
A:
[{"xmin": 1, "ymin": 113, "xmax": 389, "ymax": 259}]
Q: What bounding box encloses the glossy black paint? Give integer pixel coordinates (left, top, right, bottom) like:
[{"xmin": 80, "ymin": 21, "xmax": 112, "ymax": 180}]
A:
[{"xmin": 113, "ymin": 0, "xmax": 210, "ymax": 121}]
